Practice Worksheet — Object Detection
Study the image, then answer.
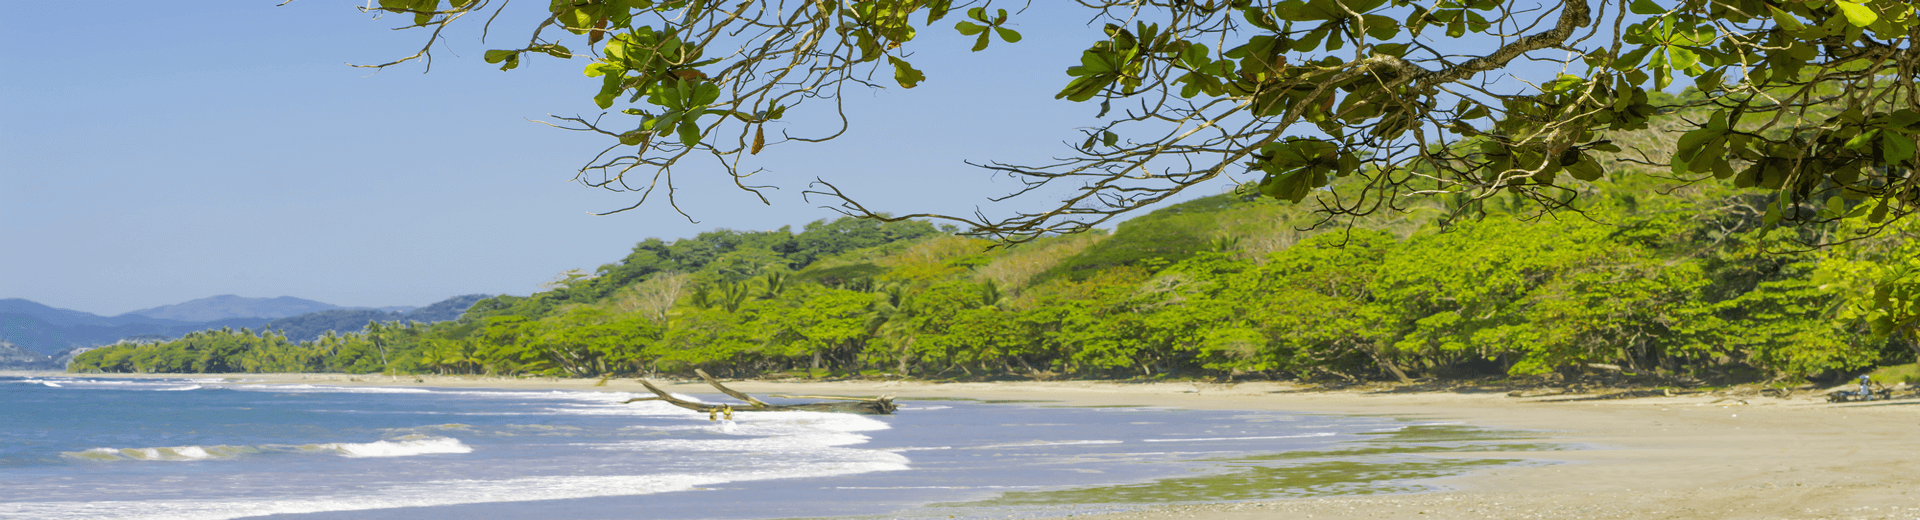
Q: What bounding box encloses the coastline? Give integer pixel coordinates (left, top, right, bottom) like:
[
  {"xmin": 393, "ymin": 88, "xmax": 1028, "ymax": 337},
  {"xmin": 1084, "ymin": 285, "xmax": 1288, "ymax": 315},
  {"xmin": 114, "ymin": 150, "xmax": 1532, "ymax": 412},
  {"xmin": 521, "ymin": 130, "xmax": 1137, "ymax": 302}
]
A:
[{"xmin": 19, "ymin": 372, "xmax": 1920, "ymax": 519}]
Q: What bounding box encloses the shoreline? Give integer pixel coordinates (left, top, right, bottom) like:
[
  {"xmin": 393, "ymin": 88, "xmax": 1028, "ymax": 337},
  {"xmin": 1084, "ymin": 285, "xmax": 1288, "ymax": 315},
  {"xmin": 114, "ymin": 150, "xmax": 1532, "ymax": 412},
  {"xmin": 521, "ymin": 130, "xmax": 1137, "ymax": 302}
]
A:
[{"xmin": 16, "ymin": 372, "xmax": 1920, "ymax": 519}]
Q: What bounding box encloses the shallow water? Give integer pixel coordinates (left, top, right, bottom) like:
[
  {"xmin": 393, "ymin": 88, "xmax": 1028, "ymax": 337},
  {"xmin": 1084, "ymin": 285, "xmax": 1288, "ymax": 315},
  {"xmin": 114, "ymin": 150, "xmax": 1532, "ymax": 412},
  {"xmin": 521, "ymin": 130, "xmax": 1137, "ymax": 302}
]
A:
[{"xmin": 0, "ymin": 376, "xmax": 1561, "ymax": 519}]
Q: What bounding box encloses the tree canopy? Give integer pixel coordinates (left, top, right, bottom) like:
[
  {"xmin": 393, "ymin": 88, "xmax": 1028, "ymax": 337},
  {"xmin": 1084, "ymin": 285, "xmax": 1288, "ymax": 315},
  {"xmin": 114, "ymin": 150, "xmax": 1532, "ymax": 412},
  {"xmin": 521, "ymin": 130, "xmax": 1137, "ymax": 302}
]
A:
[
  {"xmin": 69, "ymin": 199, "xmax": 1920, "ymax": 383},
  {"xmin": 336, "ymin": 0, "xmax": 1917, "ymax": 241},
  {"xmin": 304, "ymin": 0, "xmax": 1918, "ymax": 343}
]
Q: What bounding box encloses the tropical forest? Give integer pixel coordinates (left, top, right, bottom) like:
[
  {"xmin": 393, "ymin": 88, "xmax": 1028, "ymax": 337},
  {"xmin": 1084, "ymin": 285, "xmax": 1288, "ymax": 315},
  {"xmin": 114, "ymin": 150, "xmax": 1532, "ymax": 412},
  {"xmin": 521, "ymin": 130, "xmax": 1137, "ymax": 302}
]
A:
[{"xmin": 70, "ymin": 166, "xmax": 1920, "ymax": 386}]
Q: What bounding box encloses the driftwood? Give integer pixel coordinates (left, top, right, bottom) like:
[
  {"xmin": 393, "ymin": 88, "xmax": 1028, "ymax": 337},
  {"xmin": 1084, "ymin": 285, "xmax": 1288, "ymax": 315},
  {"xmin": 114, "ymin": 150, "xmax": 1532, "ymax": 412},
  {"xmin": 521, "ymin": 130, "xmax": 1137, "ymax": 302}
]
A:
[{"xmin": 623, "ymin": 369, "xmax": 897, "ymax": 415}]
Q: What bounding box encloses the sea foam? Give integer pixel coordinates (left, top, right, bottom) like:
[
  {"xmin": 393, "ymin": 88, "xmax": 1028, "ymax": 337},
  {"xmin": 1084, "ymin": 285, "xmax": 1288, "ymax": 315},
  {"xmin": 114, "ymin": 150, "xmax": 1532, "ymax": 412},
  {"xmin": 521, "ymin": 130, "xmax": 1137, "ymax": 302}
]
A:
[
  {"xmin": 64, "ymin": 436, "xmax": 471, "ymax": 462},
  {"xmin": 311, "ymin": 435, "xmax": 472, "ymax": 458},
  {"xmin": 65, "ymin": 445, "xmax": 254, "ymax": 462}
]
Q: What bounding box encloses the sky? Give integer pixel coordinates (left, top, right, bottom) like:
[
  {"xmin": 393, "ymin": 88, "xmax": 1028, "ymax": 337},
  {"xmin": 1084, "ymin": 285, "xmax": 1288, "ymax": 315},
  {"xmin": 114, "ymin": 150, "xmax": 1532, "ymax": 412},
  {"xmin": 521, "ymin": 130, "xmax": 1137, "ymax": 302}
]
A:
[{"xmin": 1, "ymin": 1, "xmax": 1242, "ymax": 316}]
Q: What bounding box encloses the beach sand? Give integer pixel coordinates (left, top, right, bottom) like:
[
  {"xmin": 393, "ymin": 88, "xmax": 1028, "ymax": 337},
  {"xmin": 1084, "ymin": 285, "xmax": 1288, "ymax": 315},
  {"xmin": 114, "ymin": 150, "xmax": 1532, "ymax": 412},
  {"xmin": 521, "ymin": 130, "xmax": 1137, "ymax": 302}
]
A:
[{"xmin": 41, "ymin": 372, "xmax": 1920, "ymax": 519}]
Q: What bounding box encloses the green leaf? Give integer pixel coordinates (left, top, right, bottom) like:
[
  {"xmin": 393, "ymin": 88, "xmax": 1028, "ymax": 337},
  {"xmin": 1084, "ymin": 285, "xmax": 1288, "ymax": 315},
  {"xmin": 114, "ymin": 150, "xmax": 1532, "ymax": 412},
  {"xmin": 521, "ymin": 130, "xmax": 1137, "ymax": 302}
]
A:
[
  {"xmin": 954, "ymin": 21, "xmax": 986, "ymax": 36},
  {"xmin": 1180, "ymin": 43, "xmax": 1211, "ymax": 69},
  {"xmin": 995, "ymin": 27, "xmax": 1022, "ymax": 43},
  {"xmin": 677, "ymin": 119, "xmax": 701, "ymax": 146},
  {"xmin": 973, "ymin": 31, "xmax": 991, "ymax": 52},
  {"xmin": 1102, "ymin": 131, "xmax": 1119, "ymax": 147},
  {"xmin": 887, "ymin": 56, "xmax": 925, "ymax": 89},
  {"xmin": 1845, "ymin": 128, "xmax": 1882, "ymax": 150},
  {"xmin": 1666, "ymin": 46, "xmax": 1698, "ymax": 70},
  {"xmin": 1567, "ymin": 156, "xmax": 1604, "ymax": 181},
  {"xmin": 1693, "ymin": 67, "xmax": 1724, "ymax": 92},
  {"xmin": 1835, "ymin": 0, "xmax": 1878, "ymax": 27},
  {"xmin": 927, "ymin": 0, "xmax": 952, "ymax": 23},
  {"xmin": 1362, "ymin": 15, "xmax": 1400, "ymax": 40},
  {"xmin": 1767, "ymin": 5, "xmax": 1807, "ymax": 32},
  {"xmin": 690, "ymin": 82, "xmax": 720, "ymax": 106},
  {"xmin": 1882, "ymin": 131, "xmax": 1916, "ymax": 163},
  {"xmin": 484, "ymin": 50, "xmax": 520, "ymax": 71},
  {"xmin": 1617, "ymin": 46, "xmax": 1653, "ymax": 68},
  {"xmin": 1629, "ymin": 0, "xmax": 1665, "ymax": 15},
  {"xmin": 1892, "ymin": 109, "xmax": 1920, "ymax": 129}
]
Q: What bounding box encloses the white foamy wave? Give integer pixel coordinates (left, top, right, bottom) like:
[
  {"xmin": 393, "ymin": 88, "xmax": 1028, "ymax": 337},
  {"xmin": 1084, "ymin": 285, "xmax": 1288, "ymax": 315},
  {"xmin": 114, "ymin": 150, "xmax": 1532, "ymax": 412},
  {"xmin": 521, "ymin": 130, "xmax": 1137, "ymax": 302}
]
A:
[
  {"xmin": 63, "ymin": 436, "xmax": 472, "ymax": 463},
  {"xmin": 229, "ymin": 384, "xmax": 436, "ymax": 394},
  {"xmin": 896, "ymin": 405, "xmax": 951, "ymax": 411},
  {"xmin": 605, "ymin": 410, "xmax": 892, "ymax": 453},
  {"xmin": 0, "ymin": 460, "xmax": 911, "ymax": 520},
  {"xmin": 972, "ymin": 439, "xmax": 1124, "ymax": 449},
  {"xmin": 313, "ymin": 436, "xmax": 472, "ymax": 458},
  {"xmin": 154, "ymin": 385, "xmax": 201, "ymax": 391},
  {"xmin": 1140, "ymin": 432, "xmax": 1337, "ymax": 443},
  {"xmin": 64, "ymin": 445, "xmax": 250, "ymax": 462},
  {"xmin": 39, "ymin": 381, "xmax": 62, "ymax": 387}
]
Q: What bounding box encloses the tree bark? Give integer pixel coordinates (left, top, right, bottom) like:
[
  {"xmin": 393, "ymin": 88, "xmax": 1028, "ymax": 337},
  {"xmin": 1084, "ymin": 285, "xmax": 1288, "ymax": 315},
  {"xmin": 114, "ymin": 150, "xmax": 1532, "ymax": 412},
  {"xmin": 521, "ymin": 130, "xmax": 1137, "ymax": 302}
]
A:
[
  {"xmin": 1361, "ymin": 344, "xmax": 1414, "ymax": 384},
  {"xmin": 625, "ymin": 369, "xmax": 896, "ymax": 415}
]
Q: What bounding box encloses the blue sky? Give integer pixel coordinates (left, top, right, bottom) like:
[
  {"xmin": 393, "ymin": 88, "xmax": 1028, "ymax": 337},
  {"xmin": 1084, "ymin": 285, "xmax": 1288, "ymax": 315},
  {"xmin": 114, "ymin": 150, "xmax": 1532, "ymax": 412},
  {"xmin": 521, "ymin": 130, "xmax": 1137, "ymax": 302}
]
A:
[{"xmin": 2, "ymin": 2, "xmax": 1230, "ymax": 315}]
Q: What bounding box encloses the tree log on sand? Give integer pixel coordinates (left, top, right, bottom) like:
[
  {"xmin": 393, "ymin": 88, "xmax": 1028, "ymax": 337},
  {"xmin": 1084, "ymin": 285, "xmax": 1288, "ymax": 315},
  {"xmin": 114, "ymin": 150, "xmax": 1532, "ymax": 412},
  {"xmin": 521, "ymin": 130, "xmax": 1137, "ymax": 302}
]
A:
[{"xmin": 623, "ymin": 369, "xmax": 897, "ymax": 415}]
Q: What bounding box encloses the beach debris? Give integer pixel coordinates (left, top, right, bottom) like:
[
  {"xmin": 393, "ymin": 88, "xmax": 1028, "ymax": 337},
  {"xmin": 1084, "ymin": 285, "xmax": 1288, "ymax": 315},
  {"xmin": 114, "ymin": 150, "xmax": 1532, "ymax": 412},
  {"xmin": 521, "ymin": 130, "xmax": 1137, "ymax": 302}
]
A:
[
  {"xmin": 1825, "ymin": 375, "xmax": 1893, "ymax": 403},
  {"xmin": 625, "ymin": 369, "xmax": 897, "ymax": 415}
]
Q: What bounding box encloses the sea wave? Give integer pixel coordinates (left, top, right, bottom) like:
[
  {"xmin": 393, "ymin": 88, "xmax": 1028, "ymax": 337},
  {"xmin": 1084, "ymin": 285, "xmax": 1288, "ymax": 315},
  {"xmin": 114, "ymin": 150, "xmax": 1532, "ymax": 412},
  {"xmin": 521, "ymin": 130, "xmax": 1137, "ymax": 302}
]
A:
[
  {"xmin": 970, "ymin": 439, "xmax": 1125, "ymax": 449},
  {"xmin": 309, "ymin": 435, "xmax": 473, "ymax": 458},
  {"xmin": 0, "ymin": 460, "xmax": 911, "ymax": 520},
  {"xmin": 11, "ymin": 378, "xmax": 223, "ymax": 392},
  {"xmin": 63, "ymin": 445, "xmax": 256, "ymax": 462},
  {"xmin": 603, "ymin": 411, "xmax": 892, "ymax": 453},
  {"xmin": 61, "ymin": 435, "xmax": 472, "ymax": 462}
]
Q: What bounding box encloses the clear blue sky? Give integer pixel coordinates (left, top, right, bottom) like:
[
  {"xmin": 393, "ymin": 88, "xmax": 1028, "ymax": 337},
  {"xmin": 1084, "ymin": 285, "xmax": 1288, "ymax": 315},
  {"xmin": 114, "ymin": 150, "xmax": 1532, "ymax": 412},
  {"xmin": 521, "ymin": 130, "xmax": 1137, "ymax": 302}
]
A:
[{"xmin": 1, "ymin": 2, "xmax": 1237, "ymax": 315}]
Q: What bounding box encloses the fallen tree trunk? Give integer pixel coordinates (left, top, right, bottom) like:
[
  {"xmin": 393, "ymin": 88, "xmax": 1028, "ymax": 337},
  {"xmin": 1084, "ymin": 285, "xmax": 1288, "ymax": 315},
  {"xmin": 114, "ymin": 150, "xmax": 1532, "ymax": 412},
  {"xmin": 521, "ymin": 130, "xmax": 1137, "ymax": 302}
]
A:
[{"xmin": 622, "ymin": 369, "xmax": 897, "ymax": 415}]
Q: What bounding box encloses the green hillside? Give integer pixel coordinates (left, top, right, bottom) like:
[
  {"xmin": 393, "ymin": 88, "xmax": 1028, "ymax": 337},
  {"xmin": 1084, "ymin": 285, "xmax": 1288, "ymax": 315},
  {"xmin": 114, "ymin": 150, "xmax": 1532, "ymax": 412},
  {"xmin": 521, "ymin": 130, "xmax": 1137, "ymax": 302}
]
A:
[{"xmin": 70, "ymin": 179, "xmax": 1920, "ymax": 384}]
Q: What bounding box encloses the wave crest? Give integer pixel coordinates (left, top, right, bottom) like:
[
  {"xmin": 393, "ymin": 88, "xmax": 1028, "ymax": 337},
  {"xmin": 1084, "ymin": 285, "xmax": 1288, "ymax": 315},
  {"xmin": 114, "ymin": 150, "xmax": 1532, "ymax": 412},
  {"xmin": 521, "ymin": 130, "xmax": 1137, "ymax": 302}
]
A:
[
  {"xmin": 311, "ymin": 435, "xmax": 472, "ymax": 458},
  {"xmin": 63, "ymin": 435, "xmax": 472, "ymax": 462}
]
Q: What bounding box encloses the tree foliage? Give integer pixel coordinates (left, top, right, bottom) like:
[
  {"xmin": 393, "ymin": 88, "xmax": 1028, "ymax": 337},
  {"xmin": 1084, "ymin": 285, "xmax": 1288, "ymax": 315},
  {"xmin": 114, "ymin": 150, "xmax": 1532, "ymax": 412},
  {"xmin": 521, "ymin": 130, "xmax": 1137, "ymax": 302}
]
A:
[
  {"xmin": 329, "ymin": 0, "xmax": 1916, "ymax": 244},
  {"xmin": 71, "ymin": 198, "xmax": 1919, "ymax": 384}
]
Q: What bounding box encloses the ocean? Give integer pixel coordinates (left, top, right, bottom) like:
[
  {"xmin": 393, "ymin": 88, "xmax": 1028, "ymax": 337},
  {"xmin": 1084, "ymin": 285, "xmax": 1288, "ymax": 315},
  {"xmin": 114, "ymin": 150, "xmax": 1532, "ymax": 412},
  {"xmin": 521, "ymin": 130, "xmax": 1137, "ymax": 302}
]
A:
[{"xmin": 0, "ymin": 375, "xmax": 1557, "ymax": 519}]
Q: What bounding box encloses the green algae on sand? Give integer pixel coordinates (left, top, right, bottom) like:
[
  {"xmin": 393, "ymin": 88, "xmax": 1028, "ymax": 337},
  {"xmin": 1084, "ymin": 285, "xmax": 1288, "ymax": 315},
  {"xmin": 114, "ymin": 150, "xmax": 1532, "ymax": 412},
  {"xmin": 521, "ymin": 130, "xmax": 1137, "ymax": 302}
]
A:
[{"xmin": 936, "ymin": 423, "xmax": 1571, "ymax": 507}]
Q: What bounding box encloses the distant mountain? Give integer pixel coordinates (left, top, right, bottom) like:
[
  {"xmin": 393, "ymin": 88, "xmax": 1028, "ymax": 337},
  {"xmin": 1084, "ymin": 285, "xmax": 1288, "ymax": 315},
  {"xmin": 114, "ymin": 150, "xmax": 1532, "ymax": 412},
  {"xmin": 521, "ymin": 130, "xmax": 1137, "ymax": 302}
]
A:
[
  {"xmin": 399, "ymin": 295, "xmax": 490, "ymax": 323},
  {"xmin": 0, "ymin": 311, "xmax": 272, "ymax": 356},
  {"xmin": 262, "ymin": 294, "xmax": 491, "ymax": 342},
  {"xmin": 120, "ymin": 295, "xmax": 346, "ymax": 322},
  {"xmin": 0, "ymin": 295, "xmax": 486, "ymax": 357},
  {"xmin": 0, "ymin": 339, "xmax": 59, "ymax": 370},
  {"xmin": 0, "ymin": 299, "xmax": 205, "ymax": 328}
]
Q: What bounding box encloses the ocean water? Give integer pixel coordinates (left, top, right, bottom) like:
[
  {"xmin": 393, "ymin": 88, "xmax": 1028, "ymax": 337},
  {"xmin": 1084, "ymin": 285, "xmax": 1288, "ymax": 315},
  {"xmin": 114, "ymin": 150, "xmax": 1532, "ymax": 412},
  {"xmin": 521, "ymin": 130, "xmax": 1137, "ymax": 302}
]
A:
[{"xmin": 0, "ymin": 375, "xmax": 1540, "ymax": 520}]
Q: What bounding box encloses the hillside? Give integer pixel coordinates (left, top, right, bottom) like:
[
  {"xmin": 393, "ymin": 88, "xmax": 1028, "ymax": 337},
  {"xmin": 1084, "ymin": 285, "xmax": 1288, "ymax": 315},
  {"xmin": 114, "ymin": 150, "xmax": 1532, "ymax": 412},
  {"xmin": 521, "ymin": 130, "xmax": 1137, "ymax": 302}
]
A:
[
  {"xmin": 69, "ymin": 193, "xmax": 1920, "ymax": 384},
  {"xmin": 120, "ymin": 295, "xmax": 347, "ymax": 322},
  {"xmin": 0, "ymin": 295, "xmax": 485, "ymax": 362},
  {"xmin": 0, "ymin": 340, "xmax": 57, "ymax": 370},
  {"xmin": 261, "ymin": 294, "xmax": 492, "ymax": 342},
  {"xmin": 0, "ymin": 311, "xmax": 273, "ymax": 357}
]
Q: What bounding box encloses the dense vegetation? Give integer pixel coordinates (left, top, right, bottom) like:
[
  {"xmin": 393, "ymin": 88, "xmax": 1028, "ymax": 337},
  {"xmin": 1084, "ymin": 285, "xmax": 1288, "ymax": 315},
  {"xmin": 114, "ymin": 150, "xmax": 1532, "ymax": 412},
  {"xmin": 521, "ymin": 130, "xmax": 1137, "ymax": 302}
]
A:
[{"xmin": 71, "ymin": 179, "xmax": 1919, "ymax": 384}]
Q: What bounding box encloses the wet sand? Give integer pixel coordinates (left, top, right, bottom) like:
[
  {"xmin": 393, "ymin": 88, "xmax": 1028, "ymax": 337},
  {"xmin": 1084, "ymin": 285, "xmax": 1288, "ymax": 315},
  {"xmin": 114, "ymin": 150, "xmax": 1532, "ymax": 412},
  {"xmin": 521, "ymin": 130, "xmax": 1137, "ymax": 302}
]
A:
[{"xmin": 38, "ymin": 372, "xmax": 1920, "ymax": 519}]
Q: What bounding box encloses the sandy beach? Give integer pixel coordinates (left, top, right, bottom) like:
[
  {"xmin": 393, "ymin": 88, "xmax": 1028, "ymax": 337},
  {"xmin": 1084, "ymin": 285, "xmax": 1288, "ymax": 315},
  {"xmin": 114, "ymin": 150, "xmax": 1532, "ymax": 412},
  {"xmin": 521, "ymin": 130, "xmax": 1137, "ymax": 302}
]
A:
[{"xmin": 31, "ymin": 372, "xmax": 1920, "ymax": 520}]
